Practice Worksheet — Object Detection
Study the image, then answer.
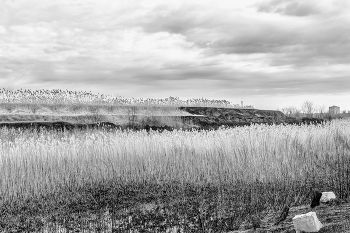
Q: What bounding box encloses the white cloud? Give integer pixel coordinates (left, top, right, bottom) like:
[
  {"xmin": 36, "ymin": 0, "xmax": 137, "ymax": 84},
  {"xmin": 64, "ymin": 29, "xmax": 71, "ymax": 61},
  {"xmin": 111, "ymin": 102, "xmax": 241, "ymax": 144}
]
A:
[
  {"xmin": 0, "ymin": 25, "xmax": 6, "ymax": 34},
  {"xmin": 0, "ymin": 0, "xmax": 349, "ymax": 110}
]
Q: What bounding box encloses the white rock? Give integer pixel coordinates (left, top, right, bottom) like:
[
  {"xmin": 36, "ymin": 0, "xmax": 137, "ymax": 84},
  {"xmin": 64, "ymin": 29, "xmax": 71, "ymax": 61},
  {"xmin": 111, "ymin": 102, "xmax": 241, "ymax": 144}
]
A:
[
  {"xmin": 320, "ymin": 191, "xmax": 336, "ymax": 203},
  {"xmin": 292, "ymin": 212, "xmax": 322, "ymax": 232}
]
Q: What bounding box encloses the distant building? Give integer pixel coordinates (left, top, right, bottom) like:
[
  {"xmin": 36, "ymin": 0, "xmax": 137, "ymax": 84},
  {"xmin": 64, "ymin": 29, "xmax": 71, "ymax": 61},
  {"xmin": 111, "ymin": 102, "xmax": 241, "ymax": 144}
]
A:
[{"xmin": 329, "ymin": 106, "xmax": 340, "ymax": 115}]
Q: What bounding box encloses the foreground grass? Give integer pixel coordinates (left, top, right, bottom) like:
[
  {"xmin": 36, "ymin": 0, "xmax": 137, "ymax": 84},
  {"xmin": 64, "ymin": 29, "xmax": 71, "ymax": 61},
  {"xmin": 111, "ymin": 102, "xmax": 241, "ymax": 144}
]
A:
[{"xmin": 0, "ymin": 120, "xmax": 349, "ymax": 231}]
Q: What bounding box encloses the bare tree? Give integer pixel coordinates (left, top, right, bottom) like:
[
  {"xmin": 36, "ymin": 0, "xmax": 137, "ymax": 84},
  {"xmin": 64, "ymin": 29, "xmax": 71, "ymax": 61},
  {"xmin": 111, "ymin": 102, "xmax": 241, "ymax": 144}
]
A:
[
  {"xmin": 281, "ymin": 106, "xmax": 301, "ymax": 118},
  {"xmin": 315, "ymin": 104, "xmax": 326, "ymax": 119},
  {"xmin": 301, "ymin": 101, "xmax": 314, "ymax": 118},
  {"xmin": 127, "ymin": 106, "xmax": 138, "ymax": 129}
]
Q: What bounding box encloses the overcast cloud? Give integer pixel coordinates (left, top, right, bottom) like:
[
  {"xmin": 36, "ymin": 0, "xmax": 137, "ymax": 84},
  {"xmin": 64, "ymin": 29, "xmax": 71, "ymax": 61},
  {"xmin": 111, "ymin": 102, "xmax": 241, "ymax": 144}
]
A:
[{"xmin": 0, "ymin": 0, "xmax": 350, "ymax": 110}]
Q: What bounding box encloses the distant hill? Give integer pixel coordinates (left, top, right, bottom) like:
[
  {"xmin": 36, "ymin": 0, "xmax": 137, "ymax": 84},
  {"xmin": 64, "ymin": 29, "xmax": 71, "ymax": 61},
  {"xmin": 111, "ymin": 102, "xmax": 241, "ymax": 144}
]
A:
[{"xmin": 0, "ymin": 104, "xmax": 324, "ymax": 130}]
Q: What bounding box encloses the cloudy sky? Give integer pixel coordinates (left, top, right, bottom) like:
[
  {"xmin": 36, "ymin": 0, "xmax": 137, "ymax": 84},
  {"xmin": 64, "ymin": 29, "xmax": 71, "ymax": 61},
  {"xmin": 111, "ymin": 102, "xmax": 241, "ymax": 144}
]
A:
[{"xmin": 1, "ymin": 0, "xmax": 350, "ymax": 110}]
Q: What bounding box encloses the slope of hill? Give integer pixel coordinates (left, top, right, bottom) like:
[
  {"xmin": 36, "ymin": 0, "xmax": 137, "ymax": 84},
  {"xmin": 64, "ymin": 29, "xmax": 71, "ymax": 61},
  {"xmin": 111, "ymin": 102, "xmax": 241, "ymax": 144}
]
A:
[
  {"xmin": 179, "ymin": 107, "xmax": 299, "ymax": 129},
  {"xmin": 0, "ymin": 104, "xmax": 305, "ymax": 130}
]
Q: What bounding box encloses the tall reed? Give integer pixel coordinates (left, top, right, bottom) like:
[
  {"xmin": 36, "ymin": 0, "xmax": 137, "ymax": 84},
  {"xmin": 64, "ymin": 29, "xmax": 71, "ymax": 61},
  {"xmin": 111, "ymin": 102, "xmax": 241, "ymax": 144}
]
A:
[{"xmin": 0, "ymin": 120, "xmax": 349, "ymax": 204}]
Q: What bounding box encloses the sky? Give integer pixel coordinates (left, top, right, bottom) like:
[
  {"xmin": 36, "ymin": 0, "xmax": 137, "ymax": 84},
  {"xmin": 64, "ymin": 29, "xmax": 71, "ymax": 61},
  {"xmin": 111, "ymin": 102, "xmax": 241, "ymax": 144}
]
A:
[{"xmin": 0, "ymin": 0, "xmax": 350, "ymax": 110}]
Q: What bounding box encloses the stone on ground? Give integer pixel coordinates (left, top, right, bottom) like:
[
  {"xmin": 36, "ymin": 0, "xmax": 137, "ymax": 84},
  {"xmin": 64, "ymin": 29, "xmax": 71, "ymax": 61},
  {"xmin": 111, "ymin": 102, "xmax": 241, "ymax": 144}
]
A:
[
  {"xmin": 320, "ymin": 191, "xmax": 336, "ymax": 203},
  {"xmin": 292, "ymin": 211, "xmax": 322, "ymax": 232}
]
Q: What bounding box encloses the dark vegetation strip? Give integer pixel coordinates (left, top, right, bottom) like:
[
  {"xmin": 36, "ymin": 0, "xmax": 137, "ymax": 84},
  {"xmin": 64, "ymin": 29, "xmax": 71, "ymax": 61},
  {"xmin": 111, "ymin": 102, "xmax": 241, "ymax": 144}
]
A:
[
  {"xmin": 0, "ymin": 117, "xmax": 326, "ymax": 132},
  {"xmin": 0, "ymin": 180, "xmax": 323, "ymax": 232}
]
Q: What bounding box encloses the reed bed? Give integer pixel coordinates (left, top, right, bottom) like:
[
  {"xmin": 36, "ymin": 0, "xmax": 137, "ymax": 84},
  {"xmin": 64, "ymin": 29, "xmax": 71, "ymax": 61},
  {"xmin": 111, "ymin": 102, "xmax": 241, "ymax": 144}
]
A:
[
  {"xmin": 0, "ymin": 88, "xmax": 252, "ymax": 108},
  {"xmin": 0, "ymin": 120, "xmax": 349, "ymax": 204}
]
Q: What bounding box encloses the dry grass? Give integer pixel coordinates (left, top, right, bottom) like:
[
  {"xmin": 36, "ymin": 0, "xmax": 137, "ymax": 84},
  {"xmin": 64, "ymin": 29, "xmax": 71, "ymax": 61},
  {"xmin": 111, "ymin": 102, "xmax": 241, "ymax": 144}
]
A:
[
  {"xmin": 0, "ymin": 102, "xmax": 187, "ymax": 116},
  {"xmin": 0, "ymin": 88, "xmax": 249, "ymax": 108},
  {"xmin": 0, "ymin": 120, "xmax": 349, "ymax": 231},
  {"xmin": 0, "ymin": 120, "xmax": 349, "ymax": 203},
  {"xmin": 0, "ymin": 102, "xmax": 194, "ymax": 127}
]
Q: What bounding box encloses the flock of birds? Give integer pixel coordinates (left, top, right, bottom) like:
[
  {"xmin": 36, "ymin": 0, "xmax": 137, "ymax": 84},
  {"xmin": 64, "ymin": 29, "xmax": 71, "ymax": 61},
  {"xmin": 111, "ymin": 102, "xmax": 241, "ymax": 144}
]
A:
[{"xmin": 0, "ymin": 88, "xmax": 254, "ymax": 108}]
